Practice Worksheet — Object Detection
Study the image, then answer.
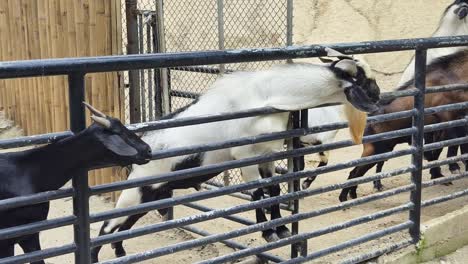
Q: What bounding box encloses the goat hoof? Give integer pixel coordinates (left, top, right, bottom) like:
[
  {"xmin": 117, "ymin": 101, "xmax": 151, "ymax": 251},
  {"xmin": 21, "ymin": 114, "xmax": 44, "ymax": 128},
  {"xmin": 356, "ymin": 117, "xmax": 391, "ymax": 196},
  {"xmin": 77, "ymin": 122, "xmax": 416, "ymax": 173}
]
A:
[
  {"xmin": 276, "ymin": 226, "xmax": 292, "ymax": 239},
  {"xmin": 301, "ymin": 181, "xmax": 311, "ymax": 190},
  {"xmin": 373, "ymin": 184, "xmax": 384, "ymax": 192},
  {"xmin": 263, "ymin": 230, "xmax": 280, "ymax": 242},
  {"xmin": 338, "ymin": 194, "xmax": 348, "ymax": 203},
  {"xmin": 114, "ymin": 247, "xmax": 126, "ymax": 258},
  {"xmin": 443, "ymin": 181, "xmax": 453, "ymax": 186}
]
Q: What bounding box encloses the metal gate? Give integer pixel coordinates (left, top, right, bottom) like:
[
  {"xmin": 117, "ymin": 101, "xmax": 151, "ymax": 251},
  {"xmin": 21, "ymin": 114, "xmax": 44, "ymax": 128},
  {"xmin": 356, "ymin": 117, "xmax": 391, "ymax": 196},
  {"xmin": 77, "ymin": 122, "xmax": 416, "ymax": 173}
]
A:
[
  {"xmin": 1, "ymin": 36, "xmax": 468, "ymax": 263},
  {"xmin": 122, "ymin": 0, "xmax": 295, "ymax": 198}
]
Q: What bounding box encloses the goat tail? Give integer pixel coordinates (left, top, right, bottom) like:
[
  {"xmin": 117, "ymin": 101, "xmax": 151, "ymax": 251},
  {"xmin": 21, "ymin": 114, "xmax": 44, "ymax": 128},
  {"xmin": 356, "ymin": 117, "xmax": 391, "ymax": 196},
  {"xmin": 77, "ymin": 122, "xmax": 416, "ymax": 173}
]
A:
[{"xmin": 344, "ymin": 102, "xmax": 367, "ymax": 144}]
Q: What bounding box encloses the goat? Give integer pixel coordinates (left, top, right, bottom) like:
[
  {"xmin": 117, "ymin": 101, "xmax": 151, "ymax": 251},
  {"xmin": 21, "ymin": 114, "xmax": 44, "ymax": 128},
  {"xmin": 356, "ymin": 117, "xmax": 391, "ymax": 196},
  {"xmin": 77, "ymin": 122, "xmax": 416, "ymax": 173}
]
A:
[
  {"xmin": 399, "ymin": 0, "xmax": 468, "ymax": 86},
  {"xmin": 339, "ymin": 49, "xmax": 468, "ymax": 202},
  {"xmin": 274, "ymin": 105, "xmax": 343, "ymax": 190},
  {"xmin": 370, "ymin": 0, "xmax": 468, "ymax": 192},
  {"xmin": 90, "ymin": 48, "xmax": 381, "ymax": 262},
  {"xmin": 0, "ymin": 103, "xmax": 151, "ymax": 264},
  {"xmin": 300, "ymin": 105, "xmax": 385, "ymax": 190}
]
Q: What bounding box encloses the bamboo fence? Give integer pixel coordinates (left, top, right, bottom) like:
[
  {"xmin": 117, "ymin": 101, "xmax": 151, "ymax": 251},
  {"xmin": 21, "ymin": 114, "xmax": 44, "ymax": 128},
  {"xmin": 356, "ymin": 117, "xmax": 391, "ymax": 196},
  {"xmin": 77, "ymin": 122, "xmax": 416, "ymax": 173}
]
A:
[{"xmin": 0, "ymin": 0, "xmax": 127, "ymax": 197}]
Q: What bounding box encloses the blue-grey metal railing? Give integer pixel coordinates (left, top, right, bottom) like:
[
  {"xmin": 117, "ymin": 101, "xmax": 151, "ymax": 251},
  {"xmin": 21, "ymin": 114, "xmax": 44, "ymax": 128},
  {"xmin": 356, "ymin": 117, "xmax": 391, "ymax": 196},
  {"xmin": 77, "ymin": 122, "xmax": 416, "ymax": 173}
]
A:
[{"xmin": 1, "ymin": 35, "xmax": 468, "ymax": 264}]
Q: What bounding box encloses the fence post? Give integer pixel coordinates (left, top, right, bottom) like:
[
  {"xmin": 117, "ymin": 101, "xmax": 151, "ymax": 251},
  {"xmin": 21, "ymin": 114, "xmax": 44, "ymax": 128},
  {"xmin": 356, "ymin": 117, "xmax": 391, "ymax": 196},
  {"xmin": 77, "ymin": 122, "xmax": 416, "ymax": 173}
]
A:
[
  {"xmin": 126, "ymin": 0, "xmax": 141, "ymax": 123},
  {"xmin": 290, "ymin": 109, "xmax": 306, "ymax": 258},
  {"xmin": 286, "ymin": 0, "xmax": 293, "ymax": 64},
  {"xmin": 409, "ymin": 49, "xmax": 427, "ymax": 243},
  {"xmin": 69, "ymin": 73, "xmax": 91, "ymax": 264},
  {"xmin": 154, "ymin": 0, "xmax": 170, "ymax": 116},
  {"xmin": 217, "ymin": 0, "xmax": 225, "ymax": 73}
]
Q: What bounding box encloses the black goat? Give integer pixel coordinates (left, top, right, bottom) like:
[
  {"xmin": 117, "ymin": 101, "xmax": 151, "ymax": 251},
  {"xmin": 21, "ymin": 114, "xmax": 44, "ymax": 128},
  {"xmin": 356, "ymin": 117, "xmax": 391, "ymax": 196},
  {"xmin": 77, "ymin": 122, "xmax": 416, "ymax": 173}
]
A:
[{"xmin": 0, "ymin": 103, "xmax": 151, "ymax": 263}]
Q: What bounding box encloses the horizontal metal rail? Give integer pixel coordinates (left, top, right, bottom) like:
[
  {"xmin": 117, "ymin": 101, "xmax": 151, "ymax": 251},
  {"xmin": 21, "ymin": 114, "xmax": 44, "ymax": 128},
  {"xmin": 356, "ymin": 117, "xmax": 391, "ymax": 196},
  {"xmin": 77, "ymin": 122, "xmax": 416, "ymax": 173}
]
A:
[
  {"xmin": 91, "ymin": 165, "xmax": 414, "ymax": 248},
  {"xmin": 0, "ymin": 244, "xmax": 76, "ymax": 264},
  {"xmin": 90, "ymin": 129, "xmax": 416, "ymax": 196},
  {"xmin": 0, "ymin": 131, "xmax": 72, "ymax": 149},
  {"xmin": 423, "ymin": 171, "xmax": 468, "ymax": 188},
  {"xmin": 171, "ymin": 65, "xmax": 230, "ymax": 74},
  {"xmin": 181, "ymin": 225, "xmax": 284, "ymax": 263},
  {"xmin": 169, "ymin": 89, "xmax": 200, "ymax": 99},
  {"xmin": 422, "ymin": 188, "xmax": 468, "ymax": 207},
  {"xmin": 0, "ymin": 216, "xmax": 76, "ymax": 240},
  {"xmin": 202, "ymin": 181, "xmax": 292, "ymax": 211},
  {"xmin": 339, "ymin": 238, "xmax": 413, "ymax": 264},
  {"xmin": 423, "ymin": 154, "xmax": 468, "ymax": 170},
  {"xmin": 423, "ymin": 136, "xmax": 468, "ymax": 152},
  {"xmin": 90, "ymin": 149, "xmax": 415, "ymax": 224},
  {"xmin": 423, "ymin": 119, "xmax": 468, "ymax": 134},
  {"xmin": 200, "ymin": 203, "xmax": 414, "ymax": 264},
  {"xmin": 1, "ymin": 35, "xmax": 468, "ymax": 78},
  {"xmin": 0, "ymin": 188, "xmax": 74, "ymax": 211},
  {"xmin": 184, "ymin": 202, "xmax": 255, "ymax": 226},
  {"xmin": 201, "ymin": 182, "xmax": 258, "ymax": 203},
  {"xmin": 282, "ymin": 221, "xmax": 413, "ymax": 264},
  {"xmin": 99, "ymin": 186, "xmax": 414, "ymax": 264},
  {"xmin": 426, "ymin": 83, "xmax": 468, "ymax": 94}
]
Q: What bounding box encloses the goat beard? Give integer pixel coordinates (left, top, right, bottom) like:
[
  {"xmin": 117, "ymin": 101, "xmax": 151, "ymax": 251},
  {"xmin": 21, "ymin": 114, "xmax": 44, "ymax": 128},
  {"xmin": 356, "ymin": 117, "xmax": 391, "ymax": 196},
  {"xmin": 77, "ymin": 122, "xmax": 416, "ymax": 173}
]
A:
[{"xmin": 344, "ymin": 103, "xmax": 367, "ymax": 144}]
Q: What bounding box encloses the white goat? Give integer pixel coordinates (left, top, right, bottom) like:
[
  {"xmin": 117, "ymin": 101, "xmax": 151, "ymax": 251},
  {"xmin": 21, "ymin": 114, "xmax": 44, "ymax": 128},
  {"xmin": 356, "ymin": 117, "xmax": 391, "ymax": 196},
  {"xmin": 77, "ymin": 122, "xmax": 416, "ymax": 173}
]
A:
[
  {"xmin": 298, "ymin": 105, "xmax": 343, "ymax": 189},
  {"xmin": 91, "ymin": 48, "xmax": 381, "ymax": 262},
  {"xmin": 399, "ymin": 0, "xmax": 468, "ymax": 87},
  {"xmin": 373, "ymin": 0, "xmax": 468, "ymax": 186}
]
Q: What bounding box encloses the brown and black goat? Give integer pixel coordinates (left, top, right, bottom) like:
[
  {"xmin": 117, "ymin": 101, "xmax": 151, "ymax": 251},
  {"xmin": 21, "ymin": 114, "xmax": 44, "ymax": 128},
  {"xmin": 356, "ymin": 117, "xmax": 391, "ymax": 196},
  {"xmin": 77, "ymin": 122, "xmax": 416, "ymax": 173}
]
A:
[{"xmin": 339, "ymin": 50, "xmax": 468, "ymax": 202}]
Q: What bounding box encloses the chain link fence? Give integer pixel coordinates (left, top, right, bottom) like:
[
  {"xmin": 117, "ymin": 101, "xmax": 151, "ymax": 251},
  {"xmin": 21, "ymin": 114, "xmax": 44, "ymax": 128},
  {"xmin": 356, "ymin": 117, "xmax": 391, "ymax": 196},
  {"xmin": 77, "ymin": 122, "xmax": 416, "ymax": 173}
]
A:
[{"xmin": 121, "ymin": 0, "xmax": 293, "ymax": 196}]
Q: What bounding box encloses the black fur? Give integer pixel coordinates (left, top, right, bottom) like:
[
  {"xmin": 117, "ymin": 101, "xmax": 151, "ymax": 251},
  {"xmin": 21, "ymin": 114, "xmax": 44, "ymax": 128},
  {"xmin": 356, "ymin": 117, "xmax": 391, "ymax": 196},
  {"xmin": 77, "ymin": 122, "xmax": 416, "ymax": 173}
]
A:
[{"xmin": 0, "ymin": 118, "xmax": 150, "ymax": 263}]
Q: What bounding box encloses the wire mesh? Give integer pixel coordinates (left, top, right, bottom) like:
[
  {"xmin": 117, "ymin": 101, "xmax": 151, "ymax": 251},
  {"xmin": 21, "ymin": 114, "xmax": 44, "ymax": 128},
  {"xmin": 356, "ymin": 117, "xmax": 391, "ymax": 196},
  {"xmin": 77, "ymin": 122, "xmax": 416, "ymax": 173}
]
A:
[{"xmin": 122, "ymin": 0, "xmax": 291, "ymax": 193}]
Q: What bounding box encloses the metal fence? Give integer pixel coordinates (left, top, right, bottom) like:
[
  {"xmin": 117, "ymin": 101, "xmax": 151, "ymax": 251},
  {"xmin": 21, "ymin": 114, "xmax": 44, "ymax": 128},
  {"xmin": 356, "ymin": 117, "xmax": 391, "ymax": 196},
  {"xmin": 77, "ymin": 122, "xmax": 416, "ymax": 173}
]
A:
[
  {"xmin": 122, "ymin": 0, "xmax": 293, "ymax": 195},
  {"xmin": 1, "ymin": 35, "xmax": 468, "ymax": 264}
]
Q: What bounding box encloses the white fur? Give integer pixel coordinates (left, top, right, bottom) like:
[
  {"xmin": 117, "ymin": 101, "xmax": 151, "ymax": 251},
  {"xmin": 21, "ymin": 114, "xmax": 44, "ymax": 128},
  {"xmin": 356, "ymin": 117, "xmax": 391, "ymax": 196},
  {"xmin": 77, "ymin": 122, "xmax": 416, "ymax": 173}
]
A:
[
  {"xmin": 107, "ymin": 63, "xmax": 354, "ymax": 230},
  {"xmin": 399, "ymin": 3, "xmax": 468, "ymax": 86},
  {"xmin": 301, "ymin": 105, "xmax": 343, "ymax": 146}
]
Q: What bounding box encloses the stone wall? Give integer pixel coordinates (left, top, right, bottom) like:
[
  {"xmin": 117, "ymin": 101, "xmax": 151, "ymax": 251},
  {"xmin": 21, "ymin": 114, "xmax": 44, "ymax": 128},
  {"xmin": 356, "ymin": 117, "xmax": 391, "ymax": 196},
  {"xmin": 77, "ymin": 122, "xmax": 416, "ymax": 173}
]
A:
[{"xmin": 293, "ymin": 0, "xmax": 454, "ymax": 90}]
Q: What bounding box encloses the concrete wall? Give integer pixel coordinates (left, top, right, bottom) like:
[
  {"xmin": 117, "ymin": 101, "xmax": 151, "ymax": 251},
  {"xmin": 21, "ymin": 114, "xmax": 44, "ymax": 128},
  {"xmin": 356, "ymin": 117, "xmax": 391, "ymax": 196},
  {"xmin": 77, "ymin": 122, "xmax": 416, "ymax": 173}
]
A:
[{"xmin": 293, "ymin": 0, "xmax": 454, "ymax": 91}]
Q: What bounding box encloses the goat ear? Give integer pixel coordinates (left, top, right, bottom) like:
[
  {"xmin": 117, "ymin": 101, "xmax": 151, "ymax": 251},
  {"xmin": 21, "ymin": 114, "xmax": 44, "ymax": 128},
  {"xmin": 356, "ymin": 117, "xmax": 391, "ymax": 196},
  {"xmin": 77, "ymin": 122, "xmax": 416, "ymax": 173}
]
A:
[
  {"xmin": 334, "ymin": 59, "xmax": 358, "ymax": 76},
  {"xmin": 99, "ymin": 134, "xmax": 138, "ymax": 156},
  {"xmin": 319, "ymin": 57, "xmax": 335, "ymax": 63}
]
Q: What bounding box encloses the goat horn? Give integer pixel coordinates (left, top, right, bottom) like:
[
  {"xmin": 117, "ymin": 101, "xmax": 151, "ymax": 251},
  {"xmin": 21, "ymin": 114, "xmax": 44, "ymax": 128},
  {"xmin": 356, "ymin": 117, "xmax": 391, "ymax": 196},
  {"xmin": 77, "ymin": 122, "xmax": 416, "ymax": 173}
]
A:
[
  {"xmin": 83, "ymin": 102, "xmax": 106, "ymax": 118},
  {"xmin": 91, "ymin": 115, "xmax": 112, "ymax": 128},
  {"xmin": 325, "ymin": 47, "xmax": 353, "ymax": 59}
]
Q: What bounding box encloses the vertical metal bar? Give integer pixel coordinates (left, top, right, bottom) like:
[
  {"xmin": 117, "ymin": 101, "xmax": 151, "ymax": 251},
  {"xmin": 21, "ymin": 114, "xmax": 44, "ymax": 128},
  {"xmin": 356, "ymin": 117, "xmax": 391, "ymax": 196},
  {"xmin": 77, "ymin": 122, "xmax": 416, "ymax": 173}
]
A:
[
  {"xmin": 126, "ymin": 0, "xmax": 142, "ymax": 123},
  {"xmin": 290, "ymin": 109, "xmax": 305, "ymax": 258},
  {"xmin": 138, "ymin": 13, "xmax": 146, "ymax": 122},
  {"xmin": 69, "ymin": 73, "xmax": 91, "ymax": 264},
  {"xmin": 286, "ymin": 0, "xmax": 293, "ymax": 63},
  {"xmin": 217, "ymin": 0, "xmax": 225, "ymax": 73},
  {"xmin": 409, "ymin": 49, "xmax": 427, "ymax": 243},
  {"xmin": 156, "ymin": 0, "xmax": 170, "ymax": 115},
  {"xmin": 285, "ymin": 0, "xmax": 295, "ymax": 205},
  {"xmin": 154, "ymin": 0, "xmax": 173, "ymax": 219},
  {"xmin": 146, "ymin": 14, "xmax": 154, "ymax": 121},
  {"xmin": 152, "ymin": 13, "xmax": 164, "ymax": 119}
]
